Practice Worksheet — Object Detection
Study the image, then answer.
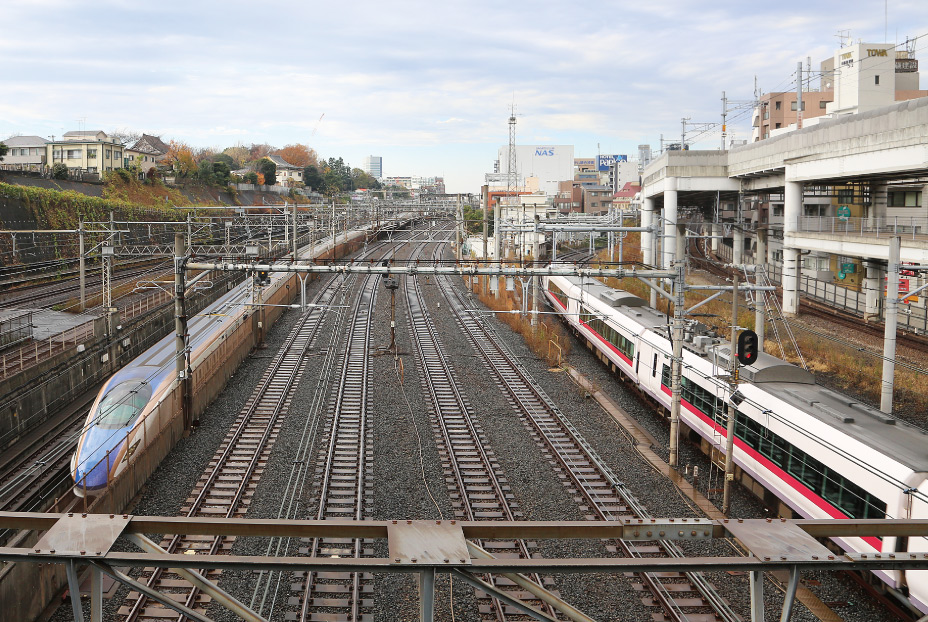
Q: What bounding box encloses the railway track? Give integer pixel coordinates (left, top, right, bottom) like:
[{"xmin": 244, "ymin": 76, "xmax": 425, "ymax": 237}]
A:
[
  {"xmin": 436, "ymin": 270, "xmax": 742, "ymax": 622},
  {"xmin": 0, "ymin": 392, "xmax": 96, "ymax": 521},
  {"xmin": 405, "ymin": 241, "xmax": 563, "ymax": 621},
  {"xmin": 118, "ymin": 277, "xmax": 339, "ymax": 622},
  {"xmin": 287, "ymin": 270, "xmax": 381, "ymax": 621}
]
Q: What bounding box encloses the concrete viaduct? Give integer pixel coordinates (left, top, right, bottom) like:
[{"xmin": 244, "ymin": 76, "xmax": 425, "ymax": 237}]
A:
[{"xmin": 642, "ymin": 97, "xmax": 928, "ymax": 316}]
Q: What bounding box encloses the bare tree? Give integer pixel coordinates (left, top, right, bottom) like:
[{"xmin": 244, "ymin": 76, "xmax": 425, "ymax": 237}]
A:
[{"xmin": 109, "ymin": 128, "xmax": 142, "ymax": 146}]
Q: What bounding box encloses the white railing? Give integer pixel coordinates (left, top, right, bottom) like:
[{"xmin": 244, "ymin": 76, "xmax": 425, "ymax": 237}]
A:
[{"xmin": 797, "ymin": 216, "xmax": 928, "ymax": 239}]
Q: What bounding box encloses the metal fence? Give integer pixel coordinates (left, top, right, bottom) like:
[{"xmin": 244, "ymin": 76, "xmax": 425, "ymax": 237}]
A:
[
  {"xmin": 0, "ymin": 312, "xmax": 33, "ymax": 351},
  {"xmin": 0, "ymin": 321, "xmax": 94, "ymax": 380},
  {"xmin": 714, "ymin": 243, "xmax": 928, "ymax": 335}
]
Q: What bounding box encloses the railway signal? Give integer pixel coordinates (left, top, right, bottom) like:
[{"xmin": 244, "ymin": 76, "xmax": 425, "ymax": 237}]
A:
[{"xmin": 737, "ymin": 330, "xmax": 758, "ymax": 366}]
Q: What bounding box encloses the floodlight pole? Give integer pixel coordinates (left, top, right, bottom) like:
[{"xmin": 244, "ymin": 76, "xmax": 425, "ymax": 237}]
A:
[{"xmin": 723, "ymin": 274, "xmax": 740, "ymax": 516}]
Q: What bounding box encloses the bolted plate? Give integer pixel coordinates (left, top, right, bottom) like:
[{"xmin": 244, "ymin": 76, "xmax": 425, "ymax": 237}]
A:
[
  {"xmin": 725, "ymin": 519, "xmax": 838, "ymax": 563},
  {"xmin": 35, "ymin": 513, "xmax": 132, "ymax": 557},
  {"xmin": 388, "ymin": 520, "xmax": 470, "ymax": 565}
]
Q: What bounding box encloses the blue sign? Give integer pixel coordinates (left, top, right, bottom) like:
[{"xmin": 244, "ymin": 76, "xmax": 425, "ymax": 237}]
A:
[
  {"xmin": 598, "ymin": 154, "xmax": 628, "ymax": 171},
  {"xmin": 535, "ymin": 148, "xmax": 556, "ymax": 156}
]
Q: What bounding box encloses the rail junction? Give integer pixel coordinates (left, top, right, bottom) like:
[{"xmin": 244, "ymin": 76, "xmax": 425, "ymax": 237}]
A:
[{"xmin": 1, "ymin": 203, "xmax": 927, "ymax": 622}]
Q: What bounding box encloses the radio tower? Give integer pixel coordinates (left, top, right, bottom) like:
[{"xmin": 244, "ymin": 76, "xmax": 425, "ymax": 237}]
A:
[{"xmin": 507, "ymin": 105, "xmax": 518, "ymax": 206}]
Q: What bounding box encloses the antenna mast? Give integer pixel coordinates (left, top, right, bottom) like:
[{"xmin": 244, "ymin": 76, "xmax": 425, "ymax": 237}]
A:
[{"xmin": 507, "ymin": 105, "xmax": 518, "ymax": 206}]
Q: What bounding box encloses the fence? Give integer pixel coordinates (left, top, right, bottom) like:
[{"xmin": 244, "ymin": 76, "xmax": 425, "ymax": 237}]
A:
[
  {"xmin": 0, "ymin": 321, "xmax": 95, "ymax": 380},
  {"xmin": 798, "ymin": 216, "xmax": 928, "ymax": 240},
  {"xmin": 0, "ymin": 312, "xmax": 33, "ymax": 350},
  {"xmin": 714, "ymin": 243, "xmax": 928, "ymax": 335}
]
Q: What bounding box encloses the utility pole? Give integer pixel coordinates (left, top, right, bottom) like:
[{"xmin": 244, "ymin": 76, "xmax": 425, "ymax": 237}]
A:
[
  {"xmin": 531, "ymin": 214, "xmax": 540, "ymax": 327},
  {"xmin": 292, "ymin": 202, "xmax": 298, "ymax": 258},
  {"xmin": 881, "ymin": 236, "xmax": 901, "ymax": 414},
  {"xmin": 668, "ymin": 224, "xmax": 687, "ymax": 468},
  {"xmin": 721, "ymin": 91, "xmax": 728, "ymax": 150},
  {"xmin": 722, "ymin": 275, "xmax": 740, "ymax": 516},
  {"xmin": 796, "ymin": 61, "xmax": 803, "ymax": 130},
  {"xmin": 78, "ymin": 217, "xmax": 86, "ymax": 312},
  {"xmin": 681, "ymin": 117, "xmax": 690, "ymax": 150},
  {"xmin": 174, "ymin": 233, "xmax": 191, "ymax": 430}
]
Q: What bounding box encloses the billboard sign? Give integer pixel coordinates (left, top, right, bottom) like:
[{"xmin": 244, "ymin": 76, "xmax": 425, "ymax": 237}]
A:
[
  {"xmin": 574, "ymin": 158, "xmax": 596, "ymax": 168},
  {"xmin": 598, "ymin": 154, "xmax": 628, "ymax": 171}
]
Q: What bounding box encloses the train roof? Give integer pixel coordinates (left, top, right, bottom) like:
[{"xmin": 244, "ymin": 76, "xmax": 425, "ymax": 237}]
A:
[
  {"xmin": 132, "ymin": 282, "xmax": 251, "ymax": 368},
  {"xmin": 762, "ymin": 380, "xmax": 928, "ymax": 473}
]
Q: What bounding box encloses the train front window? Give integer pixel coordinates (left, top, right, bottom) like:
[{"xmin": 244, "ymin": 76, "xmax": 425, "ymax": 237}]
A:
[{"xmin": 97, "ymin": 382, "xmax": 152, "ymax": 429}]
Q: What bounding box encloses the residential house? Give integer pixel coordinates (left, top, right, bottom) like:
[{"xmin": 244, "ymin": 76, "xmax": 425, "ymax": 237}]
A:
[
  {"xmin": 612, "ymin": 182, "xmax": 641, "ymax": 213},
  {"xmin": 1, "ymin": 135, "xmax": 49, "ymax": 170},
  {"xmin": 128, "ymin": 134, "xmax": 170, "ymax": 176},
  {"xmin": 267, "ymin": 155, "xmax": 303, "ymax": 186},
  {"xmin": 46, "ymin": 131, "xmax": 124, "ymax": 176}
]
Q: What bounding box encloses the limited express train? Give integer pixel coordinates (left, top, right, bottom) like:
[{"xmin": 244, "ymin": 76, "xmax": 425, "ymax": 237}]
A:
[{"xmin": 543, "ymin": 274, "xmax": 928, "ymax": 614}]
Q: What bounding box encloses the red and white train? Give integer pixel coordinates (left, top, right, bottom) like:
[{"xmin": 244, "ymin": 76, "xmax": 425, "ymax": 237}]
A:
[{"xmin": 543, "ymin": 274, "xmax": 928, "ymax": 614}]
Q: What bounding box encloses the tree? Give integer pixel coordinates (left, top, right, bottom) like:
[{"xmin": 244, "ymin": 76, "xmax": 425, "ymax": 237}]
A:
[
  {"xmin": 303, "ymin": 165, "xmax": 324, "ymax": 192},
  {"xmin": 244, "ymin": 171, "xmax": 258, "ymax": 184},
  {"xmin": 222, "ymin": 146, "xmax": 250, "ymax": 168},
  {"xmin": 256, "ymin": 158, "xmax": 277, "ymax": 186},
  {"xmin": 352, "ymin": 168, "xmax": 381, "ymax": 190},
  {"xmin": 0, "ymin": 142, "xmax": 7, "ymax": 161},
  {"xmin": 213, "ymin": 153, "xmax": 234, "ymax": 168},
  {"xmin": 163, "ymin": 141, "xmax": 196, "ymax": 178},
  {"xmin": 249, "ymin": 143, "xmax": 275, "ymax": 160},
  {"xmin": 197, "ymin": 159, "xmax": 214, "ymax": 184},
  {"xmin": 212, "ymin": 161, "xmax": 231, "ymax": 185},
  {"xmin": 109, "ymin": 128, "xmax": 141, "ymax": 146},
  {"xmin": 275, "ymin": 144, "xmax": 318, "ymax": 168}
]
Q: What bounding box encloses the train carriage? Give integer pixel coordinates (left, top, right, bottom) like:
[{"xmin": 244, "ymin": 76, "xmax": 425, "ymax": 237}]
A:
[{"xmin": 543, "ymin": 273, "xmax": 928, "ymax": 613}]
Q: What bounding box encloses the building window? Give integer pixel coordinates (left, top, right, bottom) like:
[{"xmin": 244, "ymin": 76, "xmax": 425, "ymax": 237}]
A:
[
  {"xmin": 775, "ymin": 123, "xmax": 781, "ymax": 129},
  {"xmin": 790, "ymin": 101, "xmax": 807, "ymax": 111},
  {"xmin": 114, "ymin": 151, "xmax": 121, "ymax": 160},
  {"xmin": 775, "ymin": 101, "xmax": 781, "ymax": 110},
  {"xmin": 52, "ymin": 150, "xmax": 62, "ymax": 159},
  {"xmin": 106, "ymin": 150, "xmax": 112, "ymax": 158},
  {"xmin": 87, "ymin": 149, "xmax": 97, "ymax": 159},
  {"xmin": 66, "ymin": 149, "xmax": 81, "ymax": 159},
  {"xmin": 763, "ymin": 109, "xmax": 770, "ymax": 120},
  {"xmin": 772, "ymin": 205, "xmax": 784, "ymax": 217},
  {"xmin": 820, "ymin": 101, "xmax": 829, "ymax": 109},
  {"xmin": 874, "ymin": 75, "xmax": 880, "ymax": 85},
  {"xmin": 837, "ymin": 188, "xmax": 855, "ymax": 204},
  {"xmin": 888, "ymin": 191, "xmax": 922, "ymax": 207}
]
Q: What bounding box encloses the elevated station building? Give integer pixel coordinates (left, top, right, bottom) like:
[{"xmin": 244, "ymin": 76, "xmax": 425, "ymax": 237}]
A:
[{"xmin": 642, "ymin": 96, "xmax": 928, "ymax": 329}]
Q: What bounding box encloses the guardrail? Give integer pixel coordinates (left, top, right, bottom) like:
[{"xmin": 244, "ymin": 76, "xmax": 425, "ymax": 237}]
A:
[{"xmin": 798, "ymin": 216, "xmax": 928, "ymax": 239}]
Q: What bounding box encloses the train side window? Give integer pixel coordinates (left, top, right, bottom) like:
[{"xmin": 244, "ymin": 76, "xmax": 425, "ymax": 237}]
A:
[{"xmin": 653, "ymin": 354, "xmax": 658, "ymax": 377}]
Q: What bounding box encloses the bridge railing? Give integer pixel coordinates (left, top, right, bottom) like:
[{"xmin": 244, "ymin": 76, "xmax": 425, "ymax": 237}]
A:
[{"xmin": 797, "ymin": 216, "xmax": 928, "ymax": 239}]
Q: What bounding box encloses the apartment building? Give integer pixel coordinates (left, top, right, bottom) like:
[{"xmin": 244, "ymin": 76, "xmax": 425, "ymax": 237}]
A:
[{"xmin": 46, "ymin": 131, "xmax": 125, "ymax": 174}]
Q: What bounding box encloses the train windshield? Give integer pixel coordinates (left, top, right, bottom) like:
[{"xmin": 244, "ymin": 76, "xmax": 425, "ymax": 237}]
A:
[{"xmin": 96, "ymin": 382, "xmax": 152, "ymax": 429}]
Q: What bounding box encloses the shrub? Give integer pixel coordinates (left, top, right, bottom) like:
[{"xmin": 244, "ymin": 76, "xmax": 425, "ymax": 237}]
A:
[{"xmin": 51, "ymin": 163, "xmax": 69, "ymax": 180}]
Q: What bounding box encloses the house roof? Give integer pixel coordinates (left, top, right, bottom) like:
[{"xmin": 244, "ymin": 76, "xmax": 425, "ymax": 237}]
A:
[
  {"xmin": 64, "ymin": 130, "xmax": 107, "ymax": 138},
  {"xmin": 130, "ymin": 134, "xmax": 170, "ymax": 155},
  {"xmin": 2, "ymin": 135, "xmax": 49, "ymax": 146},
  {"xmin": 267, "ymin": 154, "xmax": 299, "ymax": 169}
]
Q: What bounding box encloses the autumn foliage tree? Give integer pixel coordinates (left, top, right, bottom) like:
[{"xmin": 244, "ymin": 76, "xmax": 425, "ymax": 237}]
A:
[
  {"xmin": 275, "ymin": 143, "xmax": 318, "ymax": 168},
  {"xmin": 164, "ymin": 140, "xmax": 197, "ymax": 178}
]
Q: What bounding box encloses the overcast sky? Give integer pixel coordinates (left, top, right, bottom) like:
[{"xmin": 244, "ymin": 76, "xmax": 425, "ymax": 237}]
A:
[{"xmin": 2, "ymin": 1, "xmax": 927, "ymax": 193}]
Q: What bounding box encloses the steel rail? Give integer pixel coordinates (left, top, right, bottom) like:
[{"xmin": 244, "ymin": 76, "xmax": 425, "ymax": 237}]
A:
[
  {"xmin": 121, "ymin": 280, "xmax": 334, "ymax": 622},
  {"xmin": 438, "ymin": 276, "xmax": 741, "ymax": 622},
  {"xmin": 404, "ymin": 239, "xmax": 565, "ymax": 621}
]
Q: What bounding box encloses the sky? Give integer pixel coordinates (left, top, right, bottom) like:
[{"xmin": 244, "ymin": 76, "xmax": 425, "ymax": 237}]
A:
[{"xmin": 2, "ymin": 1, "xmax": 928, "ymax": 194}]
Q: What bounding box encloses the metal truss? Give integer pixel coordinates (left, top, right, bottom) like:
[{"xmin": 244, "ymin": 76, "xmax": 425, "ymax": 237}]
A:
[{"xmin": 2, "ymin": 512, "xmax": 926, "ymax": 622}]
